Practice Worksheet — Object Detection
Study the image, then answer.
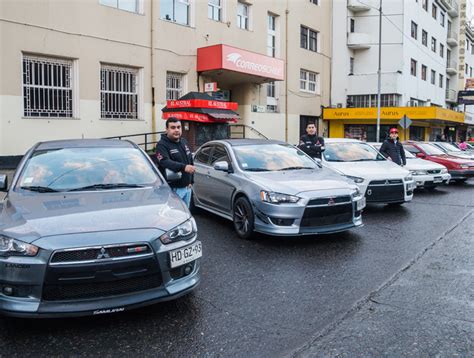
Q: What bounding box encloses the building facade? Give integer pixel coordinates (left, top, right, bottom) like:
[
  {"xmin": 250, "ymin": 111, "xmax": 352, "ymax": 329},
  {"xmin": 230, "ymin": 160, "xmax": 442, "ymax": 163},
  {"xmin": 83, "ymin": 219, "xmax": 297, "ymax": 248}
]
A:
[
  {"xmin": 328, "ymin": 0, "xmax": 468, "ymax": 142},
  {"xmin": 0, "ymin": 0, "xmax": 332, "ymax": 156}
]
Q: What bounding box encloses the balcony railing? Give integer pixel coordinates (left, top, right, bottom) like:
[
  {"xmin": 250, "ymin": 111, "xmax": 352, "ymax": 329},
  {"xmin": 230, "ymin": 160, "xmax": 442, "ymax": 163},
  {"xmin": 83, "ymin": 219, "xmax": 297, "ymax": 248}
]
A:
[{"xmin": 446, "ymin": 89, "xmax": 457, "ymax": 102}]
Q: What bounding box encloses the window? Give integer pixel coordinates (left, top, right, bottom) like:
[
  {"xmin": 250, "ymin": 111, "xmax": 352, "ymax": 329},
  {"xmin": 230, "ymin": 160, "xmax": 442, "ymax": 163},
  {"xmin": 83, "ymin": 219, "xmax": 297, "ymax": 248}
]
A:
[
  {"xmin": 22, "ymin": 54, "xmax": 75, "ymax": 118},
  {"xmin": 350, "ymin": 57, "xmax": 354, "ymax": 74},
  {"xmin": 166, "ymin": 72, "xmax": 184, "ymax": 100},
  {"xmin": 466, "ymin": 65, "xmax": 469, "ymax": 75},
  {"xmin": 267, "ymin": 81, "xmax": 278, "ymax": 112},
  {"xmin": 237, "ymin": 1, "xmax": 250, "ymax": 30},
  {"xmin": 430, "ymin": 69, "xmax": 436, "ymax": 85},
  {"xmin": 431, "ymin": 37, "xmax": 436, "ymax": 52},
  {"xmin": 411, "ymin": 21, "xmax": 418, "ymax": 39},
  {"xmin": 432, "ymin": 4, "xmax": 437, "ymax": 19},
  {"xmin": 100, "ymin": 0, "xmax": 140, "ymax": 13},
  {"xmin": 300, "ymin": 25, "xmax": 318, "ymax": 52},
  {"xmin": 210, "ymin": 145, "xmax": 230, "ymax": 165},
  {"xmin": 440, "ymin": 12, "xmax": 445, "ymax": 27},
  {"xmin": 300, "ymin": 69, "xmax": 319, "ymax": 93},
  {"xmin": 101, "ymin": 64, "xmax": 139, "ymax": 119},
  {"xmin": 471, "ymin": 45, "xmax": 474, "ymax": 55},
  {"xmin": 421, "ymin": 65, "xmax": 427, "ymax": 80},
  {"xmin": 411, "ymin": 58, "xmax": 417, "ymax": 76},
  {"xmin": 440, "ymin": 43, "xmax": 444, "ymax": 58},
  {"xmin": 309, "ymin": 0, "xmax": 318, "ymax": 4},
  {"xmin": 160, "ymin": 0, "xmax": 190, "ymax": 26},
  {"xmin": 439, "ymin": 74, "xmax": 443, "ymax": 88},
  {"xmin": 422, "ymin": 0, "xmax": 428, "ymax": 11},
  {"xmin": 467, "ymin": 41, "xmax": 470, "ymax": 51},
  {"xmin": 470, "ymin": 66, "xmax": 473, "ymax": 77},
  {"xmin": 350, "ymin": 18, "xmax": 355, "ymax": 33},
  {"xmin": 267, "ymin": 14, "xmax": 276, "ymax": 57},
  {"xmin": 422, "ymin": 30, "xmax": 427, "ymax": 46},
  {"xmin": 347, "ymin": 94, "xmax": 400, "ymax": 108},
  {"xmin": 208, "ymin": 0, "xmax": 221, "ymax": 21},
  {"xmin": 195, "ymin": 146, "xmax": 213, "ymax": 165}
]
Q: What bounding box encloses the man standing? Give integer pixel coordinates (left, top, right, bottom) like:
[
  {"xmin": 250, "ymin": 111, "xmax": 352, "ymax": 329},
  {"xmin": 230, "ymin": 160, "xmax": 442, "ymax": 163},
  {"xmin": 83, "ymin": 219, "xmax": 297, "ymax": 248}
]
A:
[
  {"xmin": 298, "ymin": 122, "xmax": 325, "ymax": 159},
  {"xmin": 379, "ymin": 127, "xmax": 406, "ymax": 166},
  {"xmin": 156, "ymin": 117, "xmax": 195, "ymax": 207}
]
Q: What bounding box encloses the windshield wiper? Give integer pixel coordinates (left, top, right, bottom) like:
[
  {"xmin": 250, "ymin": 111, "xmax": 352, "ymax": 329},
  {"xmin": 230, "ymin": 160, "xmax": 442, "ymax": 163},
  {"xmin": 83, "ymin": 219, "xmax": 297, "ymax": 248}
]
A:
[
  {"xmin": 67, "ymin": 183, "xmax": 145, "ymax": 191},
  {"xmin": 350, "ymin": 159, "xmax": 375, "ymax": 162},
  {"xmin": 278, "ymin": 166, "xmax": 314, "ymax": 171},
  {"xmin": 20, "ymin": 186, "xmax": 61, "ymax": 193},
  {"xmin": 326, "ymin": 159, "xmax": 345, "ymax": 162},
  {"xmin": 244, "ymin": 168, "xmax": 271, "ymax": 172}
]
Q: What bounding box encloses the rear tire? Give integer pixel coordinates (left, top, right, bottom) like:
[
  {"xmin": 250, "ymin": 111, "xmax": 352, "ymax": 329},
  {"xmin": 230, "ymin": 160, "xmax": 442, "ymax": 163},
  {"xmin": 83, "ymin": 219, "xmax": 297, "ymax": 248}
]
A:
[{"xmin": 233, "ymin": 197, "xmax": 255, "ymax": 239}]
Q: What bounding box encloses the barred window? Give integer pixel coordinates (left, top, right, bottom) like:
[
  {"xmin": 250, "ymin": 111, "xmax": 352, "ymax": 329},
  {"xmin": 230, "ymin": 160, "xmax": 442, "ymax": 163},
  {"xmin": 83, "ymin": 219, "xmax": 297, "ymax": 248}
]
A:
[
  {"xmin": 23, "ymin": 54, "xmax": 74, "ymax": 118},
  {"xmin": 100, "ymin": 64, "xmax": 138, "ymax": 119},
  {"xmin": 166, "ymin": 72, "xmax": 184, "ymax": 100},
  {"xmin": 348, "ymin": 94, "xmax": 400, "ymax": 108},
  {"xmin": 300, "ymin": 69, "xmax": 319, "ymax": 94}
]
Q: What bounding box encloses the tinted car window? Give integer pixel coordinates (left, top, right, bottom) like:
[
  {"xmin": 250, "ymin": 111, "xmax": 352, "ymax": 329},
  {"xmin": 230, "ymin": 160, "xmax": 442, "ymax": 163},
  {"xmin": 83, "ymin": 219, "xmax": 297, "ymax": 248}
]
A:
[
  {"xmin": 210, "ymin": 145, "xmax": 230, "ymax": 165},
  {"xmin": 195, "ymin": 146, "xmax": 213, "ymax": 165},
  {"xmin": 404, "ymin": 145, "xmax": 420, "ymax": 154},
  {"xmin": 418, "ymin": 143, "xmax": 445, "ymax": 155}
]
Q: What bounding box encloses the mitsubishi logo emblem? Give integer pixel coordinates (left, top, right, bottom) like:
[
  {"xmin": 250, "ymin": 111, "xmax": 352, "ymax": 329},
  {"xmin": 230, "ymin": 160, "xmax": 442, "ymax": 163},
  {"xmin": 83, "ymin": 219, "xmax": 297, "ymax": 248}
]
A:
[
  {"xmin": 97, "ymin": 247, "xmax": 110, "ymax": 259},
  {"xmin": 328, "ymin": 197, "xmax": 335, "ymax": 206}
]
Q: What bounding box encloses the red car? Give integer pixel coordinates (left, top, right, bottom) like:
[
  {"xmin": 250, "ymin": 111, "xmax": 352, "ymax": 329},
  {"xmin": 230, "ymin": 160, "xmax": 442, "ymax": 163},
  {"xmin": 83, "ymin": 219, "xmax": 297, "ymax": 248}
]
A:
[{"xmin": 404, "ymin": 141, "xmax": 474, "ymax": 182}]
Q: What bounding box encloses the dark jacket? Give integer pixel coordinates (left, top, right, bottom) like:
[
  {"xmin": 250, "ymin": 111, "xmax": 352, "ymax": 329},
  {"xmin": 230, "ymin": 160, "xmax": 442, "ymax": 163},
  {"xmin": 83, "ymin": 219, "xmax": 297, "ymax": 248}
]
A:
[
  {"xmin": 155, "ymin": 134, "xmax": 194, "ymax": 188},
  {"xmin": 379, "ymin": 138, "xmax": 406, "ymax": 166},
  {"xmin": 298, "ymin": 134, "xmax": 325, "ymax": 159}
]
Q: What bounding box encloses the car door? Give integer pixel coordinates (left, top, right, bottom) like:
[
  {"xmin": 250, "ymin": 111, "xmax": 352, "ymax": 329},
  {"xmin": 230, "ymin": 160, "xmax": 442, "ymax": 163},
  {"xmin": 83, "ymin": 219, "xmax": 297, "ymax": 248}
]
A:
[
  {"xmin": 192, "ymin": 145, "xmax": 214, "ymax": 207},
  {"xmin": 206, "ymin": 145, "xmax": 236, "ymax": 213}
]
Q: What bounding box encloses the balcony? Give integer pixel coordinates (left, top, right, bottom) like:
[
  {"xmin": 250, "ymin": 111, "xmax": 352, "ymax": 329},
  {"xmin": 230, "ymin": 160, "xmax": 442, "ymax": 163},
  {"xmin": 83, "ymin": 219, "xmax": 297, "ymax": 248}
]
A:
[
  {"xmin": 347, "ymin": 32, "xmax": 371, "ymax": 50},
  {"xmin": 446, "ymin": 89, "xmax": 457, "ymax": 103},
  {"xmin": 447, "ymin": 60, "xmax": 458, "ymax": 75},
  {"xmin": 440, "ymin": 0, "xmax": 459, "ymax": 17},
  {"xmin": 447, "ymin": 30, "xmax": 458, "ymax": 47},
  {"xmin": 347, "ymin": 0, "xmax": 370, "ymax": 12}
]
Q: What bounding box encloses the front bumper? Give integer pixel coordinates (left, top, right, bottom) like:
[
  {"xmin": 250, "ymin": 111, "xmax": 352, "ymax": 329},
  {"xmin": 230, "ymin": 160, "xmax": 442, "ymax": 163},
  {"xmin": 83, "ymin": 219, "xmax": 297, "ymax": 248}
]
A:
[
  {"xmin": 412, "ymin": 173, "xmax": 451, "ymax": 188},
  {"xmin": 449, "ymin": 169, "xmax": 474, "ymax": 180}
]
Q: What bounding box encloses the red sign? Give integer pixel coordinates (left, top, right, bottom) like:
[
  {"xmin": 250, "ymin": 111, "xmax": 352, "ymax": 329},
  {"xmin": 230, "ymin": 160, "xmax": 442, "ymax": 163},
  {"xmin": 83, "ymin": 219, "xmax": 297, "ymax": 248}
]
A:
[
  {"xmin": 167, "ymin": 99, "xmax": 238, "ymax": 111},
  {"xmin": 162, "ymin": 111, "xmax": 237, "ymax": 123},
  {"xmin": 197, "ymin": 44, "xmax": 285, "ymax": 81}
]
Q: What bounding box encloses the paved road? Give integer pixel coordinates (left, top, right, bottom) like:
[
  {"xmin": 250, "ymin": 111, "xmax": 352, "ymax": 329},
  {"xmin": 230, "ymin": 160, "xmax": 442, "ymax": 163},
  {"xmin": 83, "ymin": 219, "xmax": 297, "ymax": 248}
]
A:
[{"xmin": 0, "ymin": 178, "xmax": 473, "ymax": 357}]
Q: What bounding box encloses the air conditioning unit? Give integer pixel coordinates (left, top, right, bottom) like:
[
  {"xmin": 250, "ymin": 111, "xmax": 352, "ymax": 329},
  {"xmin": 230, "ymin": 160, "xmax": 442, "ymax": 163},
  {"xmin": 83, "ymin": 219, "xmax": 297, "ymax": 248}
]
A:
[{"xmin": 337, "ymin": 103, "xmax": 343, "ymax": 108}]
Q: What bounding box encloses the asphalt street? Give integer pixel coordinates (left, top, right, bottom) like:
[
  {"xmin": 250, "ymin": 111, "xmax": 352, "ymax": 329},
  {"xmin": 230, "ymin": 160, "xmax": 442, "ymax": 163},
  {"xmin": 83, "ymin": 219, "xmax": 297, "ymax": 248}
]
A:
[{"xmin": 0, "ymin": 175, "xmax": 473, "ymax": 357}]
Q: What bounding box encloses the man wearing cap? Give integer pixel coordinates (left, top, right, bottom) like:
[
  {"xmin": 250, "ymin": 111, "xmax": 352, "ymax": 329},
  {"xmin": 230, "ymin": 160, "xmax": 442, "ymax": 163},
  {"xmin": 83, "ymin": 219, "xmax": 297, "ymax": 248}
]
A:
[{"xmin": 379, "ymin": 127, "xmax": 406, "ymax": 166}]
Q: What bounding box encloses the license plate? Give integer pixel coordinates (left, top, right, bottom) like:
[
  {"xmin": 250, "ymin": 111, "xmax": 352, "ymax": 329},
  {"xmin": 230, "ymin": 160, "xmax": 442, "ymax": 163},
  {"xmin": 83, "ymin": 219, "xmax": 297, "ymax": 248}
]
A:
[
  {"xmin": 433, "ymin": 176, "xmax": 442, "ymax": 183},
  {"xmin": 357, "ymin": 197, "xmax": 366, "ymax": 211},
  {"xmin": 169, "ymin": 241, "xmax": 202, "ymax": 268}
]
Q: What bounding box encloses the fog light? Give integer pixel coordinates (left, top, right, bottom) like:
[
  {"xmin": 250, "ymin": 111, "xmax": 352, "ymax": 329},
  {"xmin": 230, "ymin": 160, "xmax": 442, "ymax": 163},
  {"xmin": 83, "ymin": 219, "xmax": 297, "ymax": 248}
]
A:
[
  {"xmin": 184, "ymin": 264, "xmax": 193, "ymax": 276},
  {"xmin": 416, "ymin": 181, "xmax": 423, "ymax": 186},
  {"xmin": 3, "ymin": 286, "xmax": 13, "ymax": 296}
]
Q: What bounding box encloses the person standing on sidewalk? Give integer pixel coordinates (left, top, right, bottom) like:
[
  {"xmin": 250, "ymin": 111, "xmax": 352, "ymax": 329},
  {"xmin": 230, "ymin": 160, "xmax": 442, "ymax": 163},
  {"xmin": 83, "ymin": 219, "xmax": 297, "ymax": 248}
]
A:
[
  {"xmin": 298, "ymin": 122, "xmax": 325, "ymax": 159},
  {"xmin": 379, "ymin": 127, "xmax": 406, "ymax": 166},
  {"xmin": 155, "ymin": 117, "xmax": 195, "ymax": 207}
]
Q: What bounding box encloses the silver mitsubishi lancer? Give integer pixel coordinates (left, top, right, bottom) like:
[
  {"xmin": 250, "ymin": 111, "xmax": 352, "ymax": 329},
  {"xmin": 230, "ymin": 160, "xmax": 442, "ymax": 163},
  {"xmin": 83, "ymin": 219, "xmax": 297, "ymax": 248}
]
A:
[
  {"xmin": 0, "ymin": 139, "xmax": 201, "ymax": 317},
  {"xmin": 192, "ymin": 139, "xmax": 366, "ymax": 239}
]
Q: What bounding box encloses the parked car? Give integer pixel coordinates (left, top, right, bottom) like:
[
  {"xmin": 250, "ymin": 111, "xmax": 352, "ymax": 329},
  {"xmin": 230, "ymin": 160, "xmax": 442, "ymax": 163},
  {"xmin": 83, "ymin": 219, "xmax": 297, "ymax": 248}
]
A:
[
  {"xmin": 0, "ymin": 139, "xmax": 201, "ymax": 317},
  {"xmin": 320, "ymin": 139, "xmax": 415, "ymax": 205},
  {"xmin": 430, "ymin": 142, "xmax": 474, "ymax": 160},
  {"xmin": 369, "ymin": 143, "xmax": 450, "ymax": 189},
  {"xmin": 404, "ymin": 141, "xmax": 474, "ymax": 182},
  {"xmin": 192, "ymin": 139, "xmax": 366, "ymax": 239}
]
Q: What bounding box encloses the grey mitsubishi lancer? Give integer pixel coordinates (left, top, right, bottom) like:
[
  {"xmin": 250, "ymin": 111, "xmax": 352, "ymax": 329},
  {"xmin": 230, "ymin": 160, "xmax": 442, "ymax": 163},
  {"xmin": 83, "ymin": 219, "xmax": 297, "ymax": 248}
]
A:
[
  {"xmin": 0, "ymin": 139, "xmax": 201, "ymax": 317},
  {"xmin": 192, "ymin": 139, "xmax": 366, "ymax": 239}
]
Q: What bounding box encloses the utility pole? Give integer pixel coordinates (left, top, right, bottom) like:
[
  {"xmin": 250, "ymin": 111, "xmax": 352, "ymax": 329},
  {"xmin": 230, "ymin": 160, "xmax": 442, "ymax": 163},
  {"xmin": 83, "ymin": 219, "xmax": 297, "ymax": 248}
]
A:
[{"xmin": 376, "ymin": 0, "xmax": 382, "ymax": 142}]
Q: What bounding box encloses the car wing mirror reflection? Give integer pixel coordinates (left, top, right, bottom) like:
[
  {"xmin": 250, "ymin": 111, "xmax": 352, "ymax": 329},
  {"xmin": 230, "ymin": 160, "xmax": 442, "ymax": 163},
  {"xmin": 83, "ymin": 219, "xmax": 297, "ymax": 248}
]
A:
[
  {"xmin": 213, "ymin": 161, "xmax": 230, "ymax": 172},
  {"xmin": 165, "ymin": 169, "xmax": 182, "ymax": 182}
]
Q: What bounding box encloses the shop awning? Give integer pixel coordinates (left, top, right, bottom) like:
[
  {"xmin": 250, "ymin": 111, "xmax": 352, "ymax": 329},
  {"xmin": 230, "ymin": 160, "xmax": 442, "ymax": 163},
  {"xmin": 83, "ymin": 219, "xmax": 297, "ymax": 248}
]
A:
[
  {"xmin": 162, "ymin": 92, "xmax": 239, "ymax": 123},
  {"xmin": 197, "ymin": 44, "xmax": 285, "ymax": 83}
]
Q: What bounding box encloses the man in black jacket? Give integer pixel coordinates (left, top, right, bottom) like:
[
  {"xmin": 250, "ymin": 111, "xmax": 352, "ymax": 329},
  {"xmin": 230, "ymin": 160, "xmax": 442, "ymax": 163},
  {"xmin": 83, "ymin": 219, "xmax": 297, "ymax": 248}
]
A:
[
  {"xmin": 379, "ymin": 127, "xmax": 406, "ymax": 166},
  {"xmin": 156, "ymin": 117, "xmax": 195, "ymax": 207},
  {"xmin": 298, "ymin": 122, "xmax": 325, "ymax": 159}
]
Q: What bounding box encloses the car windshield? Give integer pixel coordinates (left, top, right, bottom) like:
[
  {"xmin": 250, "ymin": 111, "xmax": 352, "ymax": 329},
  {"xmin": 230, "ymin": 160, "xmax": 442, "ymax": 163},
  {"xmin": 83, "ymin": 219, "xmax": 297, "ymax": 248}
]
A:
[
  {"xmin": 232, "ymin": 143, "xmax": 318, "ymax": 171},
  {"xmin": 418, "ymin": 143, "xmax": 446, "ymax": 156},
  {"xmin": 323, "ymin": 142, "xmax": 386, "ymax": 162},
  {"xmin": 437, "ymin": 142, "xmax": 462, "ymax": 152},
  {"xmin": 404, "ymin": 149, "xmax": 416, "ymax": 159},
  {"xmin": 16, "ymin": 146, "xmax": 160, "ymax": 192}
]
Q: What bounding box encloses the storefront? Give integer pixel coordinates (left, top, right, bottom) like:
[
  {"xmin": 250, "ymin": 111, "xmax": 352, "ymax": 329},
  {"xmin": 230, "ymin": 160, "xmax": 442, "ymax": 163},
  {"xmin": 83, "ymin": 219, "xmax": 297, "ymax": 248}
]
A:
[{"xmin": 323, "ymin": 107, "xmax": 465, "ymax": 142}]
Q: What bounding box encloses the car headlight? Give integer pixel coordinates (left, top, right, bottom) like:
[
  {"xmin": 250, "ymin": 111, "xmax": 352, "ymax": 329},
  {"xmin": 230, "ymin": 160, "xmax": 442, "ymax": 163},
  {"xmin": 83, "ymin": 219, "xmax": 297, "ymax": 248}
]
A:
[
  {"xmin": 0, "ymin": 235, "xmax": 39, "ymax": 256},
  {"xmin": 410, "ymin": 170, "xmax": 428, "ymax": 175},
  {"xmin": 159, "ymin": 218, "xmax": 197, "ymax": 244},
  {"xmin": 346, "ymin": 175, "xmax": 364, "ymax": 184},
  {"xmin": 260, "ymin": 191, "xmax": 300, "ymax": 204},
  {"xmin": 460, "ymin": 164, "xmax": 469, "ymax": 169},
  {"xmin": 404, "ymin": 175, "xmax": 413, "ymax": 182},
  {"xmin": 440, "ymin": 168, "xmax": 448, "ymax": 174}
]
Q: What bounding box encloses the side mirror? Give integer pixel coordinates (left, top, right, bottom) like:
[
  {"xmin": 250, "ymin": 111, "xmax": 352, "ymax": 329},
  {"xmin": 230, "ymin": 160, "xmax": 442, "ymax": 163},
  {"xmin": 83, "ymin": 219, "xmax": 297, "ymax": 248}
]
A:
[
  {"xmin": 165, "ymin": 169, "xmax": 182, "ymax": 182},
  {"xmin": 416, "ymin": 153, "xmax": 426, "ymax": 159},
  {"xmin": 0, "ymin": 174, "xmax": 8, "ymax": 192},
  {"xmin": 213, "ymin": 161, "xmax": 229, "ymax": 172}
]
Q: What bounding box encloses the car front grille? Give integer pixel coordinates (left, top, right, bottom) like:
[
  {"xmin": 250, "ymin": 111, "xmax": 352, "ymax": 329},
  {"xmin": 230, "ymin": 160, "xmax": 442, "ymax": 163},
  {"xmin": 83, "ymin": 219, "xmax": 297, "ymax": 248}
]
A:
[
  {"xmin": 50, "ymin": 244, "xmax": 153, "ymax": 264},
  {"xmin": 300, "ymin": 203, "xmax": 353, "ymax": 227},
  {"xmin": 427, "ymin": 169, "xmax": 441, "ymax": 174},
  {"xmin": 366, "ymin": 181, "xmax": 404, "ymax": 202},
  {"xmin": 307, "ymin": 195, "xmax": 352, "ymax": 206}
]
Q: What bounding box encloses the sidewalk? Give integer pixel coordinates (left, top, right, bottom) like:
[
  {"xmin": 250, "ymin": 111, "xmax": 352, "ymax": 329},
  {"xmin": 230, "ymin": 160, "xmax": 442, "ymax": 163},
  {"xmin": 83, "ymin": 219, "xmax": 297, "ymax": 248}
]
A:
[{"xmin": 293, "ymin": 210, "xmax": 474, "ymax": 357}]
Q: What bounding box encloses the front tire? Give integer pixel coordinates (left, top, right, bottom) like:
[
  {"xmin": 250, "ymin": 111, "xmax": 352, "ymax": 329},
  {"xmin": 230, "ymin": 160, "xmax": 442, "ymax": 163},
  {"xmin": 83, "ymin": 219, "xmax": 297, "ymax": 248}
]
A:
[{"xmin": 233, "ymin": 197, "xmax": 255, "ymax": 239}]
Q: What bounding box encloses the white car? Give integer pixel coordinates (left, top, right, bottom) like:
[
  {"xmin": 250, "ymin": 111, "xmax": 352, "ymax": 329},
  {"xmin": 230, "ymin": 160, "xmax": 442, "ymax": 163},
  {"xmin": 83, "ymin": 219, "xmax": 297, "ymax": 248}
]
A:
[
  {"xmin": 320, "ymin": 139, "xmax": 415, "ymax": 205},
  {"xmin": 369, "ymin": 143, "xmax": 451, "ymax": 189}
]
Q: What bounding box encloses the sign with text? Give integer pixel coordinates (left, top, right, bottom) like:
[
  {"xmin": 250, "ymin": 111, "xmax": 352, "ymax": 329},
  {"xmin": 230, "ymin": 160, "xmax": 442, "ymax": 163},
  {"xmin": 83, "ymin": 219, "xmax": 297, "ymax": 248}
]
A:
[
  {"xmin": 204, "ymin": 82, "xmax": 217, "ymax": 92},
  {"xmin": 458, "ymin": 90, "xmax": 474, "ymax": 105}
]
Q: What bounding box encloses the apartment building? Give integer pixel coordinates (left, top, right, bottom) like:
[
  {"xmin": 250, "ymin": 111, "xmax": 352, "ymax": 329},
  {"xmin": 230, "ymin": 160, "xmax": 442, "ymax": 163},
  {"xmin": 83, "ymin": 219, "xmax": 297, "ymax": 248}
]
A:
[
  {"xmin": 0, "ymin": 0, "xmax": 332, "ymax": 156},
  {"xmin": 327, "ymin": 0, "xmax": 467, "ymax": 142}
]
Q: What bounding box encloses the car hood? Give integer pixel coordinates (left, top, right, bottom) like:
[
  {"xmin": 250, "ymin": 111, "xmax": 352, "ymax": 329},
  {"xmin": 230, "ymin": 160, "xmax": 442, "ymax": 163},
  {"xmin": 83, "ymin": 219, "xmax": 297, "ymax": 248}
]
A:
[
  {"xmin": 244, "ymin": 168, "xmax": 356, "ymax": 195},
  {"xmin": 431, "ymin": 155, "xmax": 474, "ymax": 164},
  {"xmin": 0, "ymin": 186, "xmax": 189, "ymax": 243},
  {"xmin": 325, "ymin": 160, "xmax": 410, "ymax": 179},
  {"xmin": 405, "ymin": 158, "xmax": 447, "ymax": 170}
]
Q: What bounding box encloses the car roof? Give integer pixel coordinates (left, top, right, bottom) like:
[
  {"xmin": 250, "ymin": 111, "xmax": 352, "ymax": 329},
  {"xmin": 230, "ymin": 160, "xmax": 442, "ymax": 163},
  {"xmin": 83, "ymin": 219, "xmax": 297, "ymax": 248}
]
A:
[
  {"xmin": 324, "ymin": 138, "xmax": 363, "ymax": 143},
  {"xmin": 206, "ymin": 139, "xmax": 286, "ymax": 146},
  {"xmin": 35, "ymin": 139, "xmax": 135, "ymax": 151}
]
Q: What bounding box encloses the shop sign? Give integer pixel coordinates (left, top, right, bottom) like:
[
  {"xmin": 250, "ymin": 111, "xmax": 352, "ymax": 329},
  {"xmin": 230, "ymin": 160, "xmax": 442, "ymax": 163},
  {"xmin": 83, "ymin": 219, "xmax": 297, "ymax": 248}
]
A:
[{"xmin": 458, "ymin": 90, "xmax": 474, "ymax": 105}]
